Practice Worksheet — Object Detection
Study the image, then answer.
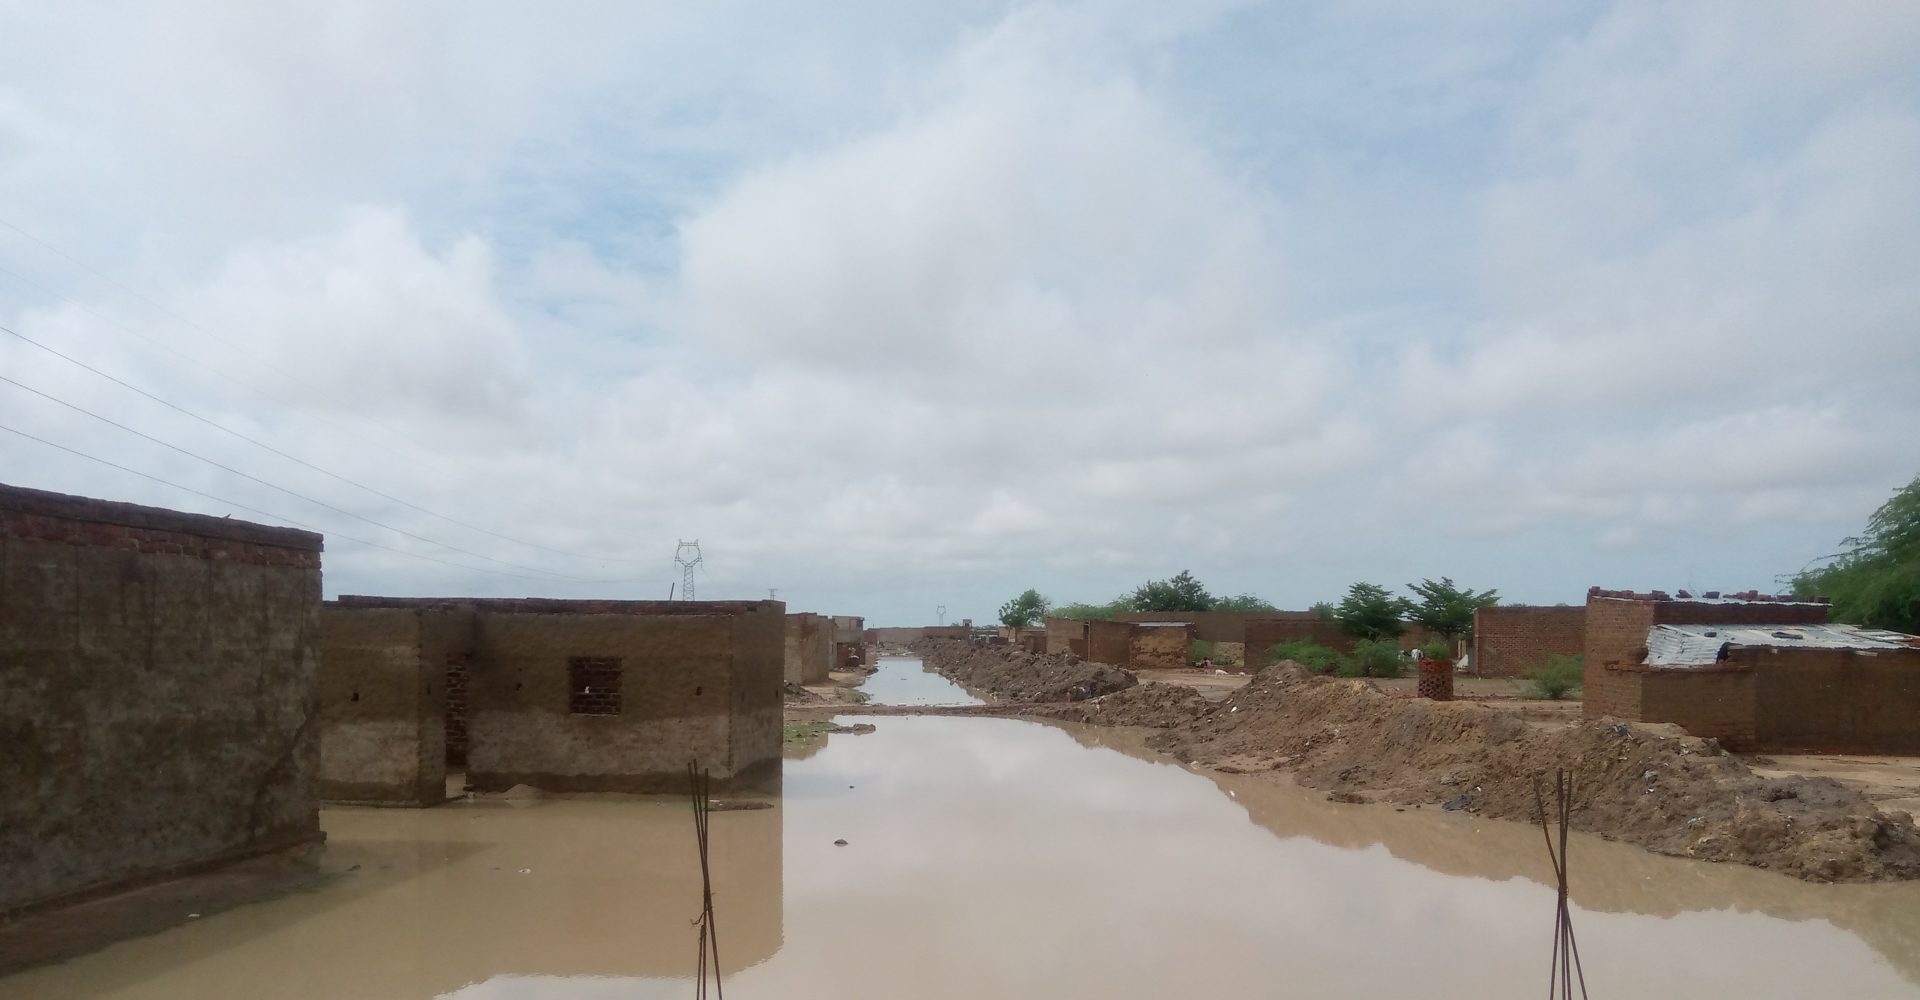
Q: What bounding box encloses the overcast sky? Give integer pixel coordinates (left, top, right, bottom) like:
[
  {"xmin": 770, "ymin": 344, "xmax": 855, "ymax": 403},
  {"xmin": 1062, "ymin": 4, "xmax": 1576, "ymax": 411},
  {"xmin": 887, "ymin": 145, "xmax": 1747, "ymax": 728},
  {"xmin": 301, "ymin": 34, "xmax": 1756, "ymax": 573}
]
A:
[{"xmin": 2, "ymin": 2, "xmax": 1916, "ymax": 625}]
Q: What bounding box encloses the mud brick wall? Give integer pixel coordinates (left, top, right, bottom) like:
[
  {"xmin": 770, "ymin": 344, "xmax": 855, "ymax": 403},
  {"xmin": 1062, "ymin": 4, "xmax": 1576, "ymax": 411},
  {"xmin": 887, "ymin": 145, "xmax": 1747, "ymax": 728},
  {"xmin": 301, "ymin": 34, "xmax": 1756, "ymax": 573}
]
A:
[
  {"xmin": 1245, "ymin": 618, "xmax": 1355, "ymax": 661},
  {"xmin": 1583, "ymin": 597, "xmax": 1659, "ymax": 720},
  {"xmin": 1085, "ymin": 619, "xmax": 1136, "ymax": 667},
  {"xmin": 1638, "ymin": 668, "xmax": 1759, "ymax": 748},
  {"xmin": 463, "ymin": 606, "xmax": 780, "ymax": 793},
  {"xmin": 319, "ymin": 605, "xmax": 470, "ymax": 805},
  {"xmin": 0, "ymin": 483, "xmax": 322, "ymax": 915},
  {"xmin": 1473, "ymin": 605, "xmax": 1586, "ymax": 678},
  {"xmin": 1116, "ymin": 611, "xmax": 1312, "ymax": 643},
  {"xmin": 1129, "ymin": 625, "xmax": 1192, "ymax": 670},
  {"xmin": 830, "ymin": 615, "xmax": 864, "ymax": 645},
  {"xmin": 1744, "ymin": 647, "xmax": 1920, "ymax": 754},
  {"xmin": 1044, "ymin": 617, "xmax": 1088, "ymax": 656},
  {"xmin": 783, "ymin": 613, "xmax": 832, "ymax": 685}
]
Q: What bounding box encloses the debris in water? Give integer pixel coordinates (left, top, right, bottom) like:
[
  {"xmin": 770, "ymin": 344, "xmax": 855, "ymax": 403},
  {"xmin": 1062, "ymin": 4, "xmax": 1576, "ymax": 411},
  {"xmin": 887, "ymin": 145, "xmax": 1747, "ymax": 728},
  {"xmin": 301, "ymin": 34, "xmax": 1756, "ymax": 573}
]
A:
[{"xmin": 1443, "ymin": 795, "xmax": 1471, "ymax": 811}]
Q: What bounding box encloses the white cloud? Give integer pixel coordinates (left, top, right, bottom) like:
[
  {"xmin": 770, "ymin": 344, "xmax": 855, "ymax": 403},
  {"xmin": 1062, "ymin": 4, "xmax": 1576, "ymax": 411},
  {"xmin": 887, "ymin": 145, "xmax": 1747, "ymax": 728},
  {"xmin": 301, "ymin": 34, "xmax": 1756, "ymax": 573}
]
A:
[{"xmin": 1, "ymin": 1, "xmax": 1915, "ymax": 620}]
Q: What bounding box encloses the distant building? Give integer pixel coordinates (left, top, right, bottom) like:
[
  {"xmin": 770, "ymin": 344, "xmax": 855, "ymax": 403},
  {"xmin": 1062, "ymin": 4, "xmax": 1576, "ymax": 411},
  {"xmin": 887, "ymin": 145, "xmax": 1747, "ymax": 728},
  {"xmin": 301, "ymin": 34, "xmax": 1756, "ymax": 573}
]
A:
[
  {"xmin": 1583, "ymin": 587, "xmax": 1920, "ymax": 753},
  {"xmin": 321, "ymin": 597, "xmax": 783, "ymax": 802}
]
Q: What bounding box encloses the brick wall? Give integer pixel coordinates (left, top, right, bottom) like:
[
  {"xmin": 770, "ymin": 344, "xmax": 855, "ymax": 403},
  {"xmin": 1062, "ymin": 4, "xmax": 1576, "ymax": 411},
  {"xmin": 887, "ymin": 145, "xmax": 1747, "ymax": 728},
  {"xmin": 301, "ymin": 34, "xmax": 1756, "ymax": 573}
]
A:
[
  {"xmin": 1129, "ymin": 624, "xmax": 1193, "ymax": 670},
  {"xmin": 1085, "ymin": 620, "xmax": 1136, "ymax": 666},
  {"xmin": 1245, "ymin": 618, "xmax": 1354, "ymax": 661},
  {"xmin": 1473, "ymin": 605, "xmax": 1585, "ymax": 678},
  {"xmin": 1746, "ymin": 647, "xmax": 1920, "ymax": 754},
  {"xmin": 1044, "ymin": 617, "xmax": 1088, "ymax": 656},
  {"xmin": 328, "ymin": 596, "xmax": 783, "ymax": 794},
  {"xmin": 1582, "ymin": 596, "xmax": 1659, "ymax": 720},
  {"xmin": 1639, "ymin": 667, "xmax": 1758, "ymax": 748},
  {"xmin": 2, "ymin": 483, "xmax": 322, "ymax": 914}
]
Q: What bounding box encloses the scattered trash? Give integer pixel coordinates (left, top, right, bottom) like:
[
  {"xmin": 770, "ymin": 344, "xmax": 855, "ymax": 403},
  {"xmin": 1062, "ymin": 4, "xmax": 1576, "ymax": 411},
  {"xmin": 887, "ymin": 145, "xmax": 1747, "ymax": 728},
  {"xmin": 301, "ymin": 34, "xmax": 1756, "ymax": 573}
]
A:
[
  {"xmin": 518, "ymin": 868, "xmax": 531, "ymax": 874},
  {"xmin": 1607, "ymin": 723, "xmax": 1630, "ymax": 737},
  {"xmin": 1443, "ymin": 795, "xmax": 1472, "ymax": 811},
  {"xmin": 187, "ymin": 913, "xmax": 201, "ymax": 918},
  {"xmin": 1642, "ymin": 770, "xmax": 1659, "ymax": 783}
]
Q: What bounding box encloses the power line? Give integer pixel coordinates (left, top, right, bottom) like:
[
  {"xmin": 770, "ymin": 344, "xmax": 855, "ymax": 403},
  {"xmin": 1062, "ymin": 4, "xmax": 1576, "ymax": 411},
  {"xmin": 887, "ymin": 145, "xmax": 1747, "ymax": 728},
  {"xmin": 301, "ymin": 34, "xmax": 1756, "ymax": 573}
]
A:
[
  {"xmin": 0, "ymin": 216, "xmax": 453, "ymax": 461},
  {"xmin": 0, "ymin": 319, "xmax": 650, "ymax": 565},
  {"xmin": 0, "ymin": 259, "xmax": 432, "ymax": 470},
  {"xmin": 0, "ymin": 420, "xmax": 578, "ymax": 583},
  {"xmin": 0, "ymin": 371, "xmax": 600, "ymax": 583}
]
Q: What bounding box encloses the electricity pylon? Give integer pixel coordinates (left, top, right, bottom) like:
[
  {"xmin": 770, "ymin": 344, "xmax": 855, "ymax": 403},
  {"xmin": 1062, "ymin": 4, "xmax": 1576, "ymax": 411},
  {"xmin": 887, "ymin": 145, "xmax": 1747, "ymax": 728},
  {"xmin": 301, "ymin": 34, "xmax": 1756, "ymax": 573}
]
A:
[{"xmin": 674, "ymin": 540, "xmax": 703, "ymax": 601}]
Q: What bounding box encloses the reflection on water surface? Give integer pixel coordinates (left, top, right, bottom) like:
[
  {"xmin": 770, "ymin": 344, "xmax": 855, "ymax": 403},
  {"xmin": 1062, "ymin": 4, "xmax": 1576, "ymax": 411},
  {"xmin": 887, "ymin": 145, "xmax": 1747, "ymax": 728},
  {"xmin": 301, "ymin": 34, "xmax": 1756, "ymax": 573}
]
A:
[{"xmin": 11, "ymin": 716, "xmax": 1920, "ymax": 999}]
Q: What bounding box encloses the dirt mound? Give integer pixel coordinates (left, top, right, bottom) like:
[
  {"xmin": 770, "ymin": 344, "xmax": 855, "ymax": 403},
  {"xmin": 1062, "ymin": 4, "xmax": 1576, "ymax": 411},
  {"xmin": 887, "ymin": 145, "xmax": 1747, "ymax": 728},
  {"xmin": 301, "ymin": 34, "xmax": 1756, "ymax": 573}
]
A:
[
  {"xmin": 1034, "ymin": 682, "xmax": 1218, "ymax": 728},
  {"xmin": 1150, "ymin": 664, "xmax": 1920, "ymax": 883},
  {"xmin": 918, "ymin": 639, "xmax": 1137, "ymax": 703}
]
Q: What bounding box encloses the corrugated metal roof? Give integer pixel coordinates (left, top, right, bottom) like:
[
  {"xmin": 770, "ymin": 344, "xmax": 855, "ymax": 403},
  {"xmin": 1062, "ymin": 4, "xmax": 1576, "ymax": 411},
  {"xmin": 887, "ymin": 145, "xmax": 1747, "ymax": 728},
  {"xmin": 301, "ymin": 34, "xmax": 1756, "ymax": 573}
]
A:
[
  {"xmin": 1134, "ymin": 621, "xmax": 1194, "ymax": 629},
  {"xmin": 1644, "ymin": 623, "xmax": 1920, "ymax": 667}
]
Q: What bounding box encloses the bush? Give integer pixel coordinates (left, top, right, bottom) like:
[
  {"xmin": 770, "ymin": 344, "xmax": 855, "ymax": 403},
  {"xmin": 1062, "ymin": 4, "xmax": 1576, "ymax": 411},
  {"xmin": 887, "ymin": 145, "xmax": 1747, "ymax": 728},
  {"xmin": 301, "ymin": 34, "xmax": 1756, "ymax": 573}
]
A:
[
  {"xmin": 1526, "ymin": 655, "xmax": 1583, "ymax": 700},
  {"xmin": 1349, "ymin": 638, "xmax": 1405, "ymax": 678},
  {"xmin": 1419, "ymin": 638, "xmax": 1453, "ymax": 661},
  {"xmin": 1191, "ymin": 639, "xmax": 1216, "ymax": 664},
  {"xmin": 1264, "ymin": 639, "xmax": 1342, "ymax": 674}
]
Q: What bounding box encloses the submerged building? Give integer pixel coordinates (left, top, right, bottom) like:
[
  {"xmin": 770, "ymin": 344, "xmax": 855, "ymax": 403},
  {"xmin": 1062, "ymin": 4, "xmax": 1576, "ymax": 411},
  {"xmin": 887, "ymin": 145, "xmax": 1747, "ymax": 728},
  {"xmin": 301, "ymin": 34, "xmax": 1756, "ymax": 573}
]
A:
[{"xmin": 321, "ymin": 597, "xmax": 785, "ymax": 803}]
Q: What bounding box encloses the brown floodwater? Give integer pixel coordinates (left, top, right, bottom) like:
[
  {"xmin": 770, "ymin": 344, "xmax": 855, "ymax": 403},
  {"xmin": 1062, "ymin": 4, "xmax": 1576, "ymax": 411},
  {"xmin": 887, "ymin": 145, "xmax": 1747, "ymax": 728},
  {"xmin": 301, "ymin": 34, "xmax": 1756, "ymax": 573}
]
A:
[
  {"xmin": 854, "ymin": 655, "xmax": 982, "ymax": 706},
  {"xmin": 10, "ymin": 715, "xmax": 1920, "ymax": 999}
]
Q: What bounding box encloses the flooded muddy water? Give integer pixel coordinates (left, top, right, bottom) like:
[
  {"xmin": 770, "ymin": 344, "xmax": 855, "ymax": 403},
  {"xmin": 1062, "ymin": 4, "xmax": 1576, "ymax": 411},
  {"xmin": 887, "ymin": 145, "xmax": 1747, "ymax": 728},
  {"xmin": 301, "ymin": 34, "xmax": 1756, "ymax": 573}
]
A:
[
  {"xmin": 854, "ymin": 655, "xmax": 981, "ymax": 706},
  {"xmin": 12, "ymin": 715, "xmax": 1920, "ymax": 999}
]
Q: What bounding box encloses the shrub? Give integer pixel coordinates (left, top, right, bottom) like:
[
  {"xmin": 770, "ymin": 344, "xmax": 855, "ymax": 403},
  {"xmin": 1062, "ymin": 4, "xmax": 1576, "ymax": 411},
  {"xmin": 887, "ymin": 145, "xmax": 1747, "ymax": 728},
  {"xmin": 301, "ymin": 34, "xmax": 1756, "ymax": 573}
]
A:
[
  {"xmin": 1264, "ymin": 639, "xmax": 1342, "ymax": 674},
  {"xmin": 1350, "ymin": 638, "xmax": 1405, "ymax": 678},
  {"xmin": 1419, "ymin": 638, "xmax": 1453, "ymax": 661},
  {"xmin": 1526, "ymin": 655, "xmax": 1583, "ymax": 700},
  {"xmin": 1191, "ymin": 639, "xmax": 1217, "ymax": 664}
]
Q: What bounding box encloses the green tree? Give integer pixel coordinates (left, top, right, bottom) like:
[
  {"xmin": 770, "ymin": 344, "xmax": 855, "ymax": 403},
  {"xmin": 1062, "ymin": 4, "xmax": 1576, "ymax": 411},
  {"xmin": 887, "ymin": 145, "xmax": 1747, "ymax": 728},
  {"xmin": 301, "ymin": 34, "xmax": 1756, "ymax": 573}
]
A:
[
  {"xmin": 1130, "ymin": 570, "xmax": 1215, "ymax": 613},
  {"xmin": 1792, "ymin": 474, "xmax": 1920, "ymax": 633},
  {"xmin": 1050, "ymin": 596, "xmax": 1133, "ymax": 621},
  {"xmin": 1308, "ymin": 600, "xmax": 1336, "ymax": 620},
  {"xmin": 997, "ymin": 589, "xmax": 1051, "ymax": 629},
  {"xmin": 1214, "ymin": 593, "xmax": 1277, "ymax": 612},
  {"xmin": 1406, "ymin": 577, "xmax": 1500, "ymax": 644},
  {"xmin": 1332, "ymin": 582, "xmax": 1412, "ymax": 641}
]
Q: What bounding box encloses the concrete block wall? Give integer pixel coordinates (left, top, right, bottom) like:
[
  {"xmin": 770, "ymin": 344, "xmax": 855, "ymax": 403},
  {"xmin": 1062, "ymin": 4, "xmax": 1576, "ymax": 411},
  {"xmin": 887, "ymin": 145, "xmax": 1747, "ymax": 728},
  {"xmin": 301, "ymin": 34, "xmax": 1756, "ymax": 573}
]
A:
[
  {"xmin": 1, "ymin": 484, "xmax": 323, "ymax": 915},
  {"xmin": 1473, "ymin": 605, "xmax": 1586, "ymax": 677}
]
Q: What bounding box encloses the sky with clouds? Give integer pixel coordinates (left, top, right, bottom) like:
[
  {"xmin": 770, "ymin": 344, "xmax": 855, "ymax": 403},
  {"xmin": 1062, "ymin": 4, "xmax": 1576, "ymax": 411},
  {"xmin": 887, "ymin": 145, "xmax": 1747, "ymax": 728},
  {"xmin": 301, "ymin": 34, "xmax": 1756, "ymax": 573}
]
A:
[{"xmin": 1, "ymin": 1, "xmax": 1915, "ymax": 625}]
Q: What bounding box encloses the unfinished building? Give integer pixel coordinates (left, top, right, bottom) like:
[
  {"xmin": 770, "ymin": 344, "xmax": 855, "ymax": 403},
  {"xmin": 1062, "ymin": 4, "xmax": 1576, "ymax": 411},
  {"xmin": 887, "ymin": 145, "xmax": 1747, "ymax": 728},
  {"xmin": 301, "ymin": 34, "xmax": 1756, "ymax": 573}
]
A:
[
  {"xmin": 1, "ymin": 484, "xmax": 323, "ymax": 915},
  {"xmin": 1472, "ymin": 604, "xmax": 1586, "ymax": 677},
  {"xmin": 321, "ymin": 597, "xmax": 784, "ymax": 799},
  {"xmin": 784, "ymin": 612, "xmax": 832, "ymax": 685},
  {"xmin": 1583, "ymin": 588, "xmax": 1920, "ymax": 753}
]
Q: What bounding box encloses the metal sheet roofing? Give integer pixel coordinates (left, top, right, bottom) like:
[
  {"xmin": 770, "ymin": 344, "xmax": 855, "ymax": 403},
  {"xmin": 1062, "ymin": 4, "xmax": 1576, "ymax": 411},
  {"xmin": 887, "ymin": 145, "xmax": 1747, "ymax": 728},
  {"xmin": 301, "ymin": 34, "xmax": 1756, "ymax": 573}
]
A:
[{"xmin": 1644, "ymin": 623, "xmax": 1920, "ymax": 667}]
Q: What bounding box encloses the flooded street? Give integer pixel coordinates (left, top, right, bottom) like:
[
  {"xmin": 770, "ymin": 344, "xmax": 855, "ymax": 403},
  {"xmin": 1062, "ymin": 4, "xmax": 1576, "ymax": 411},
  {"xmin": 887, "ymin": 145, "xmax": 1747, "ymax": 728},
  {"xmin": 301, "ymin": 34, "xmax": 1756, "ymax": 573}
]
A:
[
  {"xmin": 12, "ymin": 715, "xmax": 1920, "ymax": 999},
  {"xmin": 853, "ymin": 655, "xmax": 982, "ymax": 706}
]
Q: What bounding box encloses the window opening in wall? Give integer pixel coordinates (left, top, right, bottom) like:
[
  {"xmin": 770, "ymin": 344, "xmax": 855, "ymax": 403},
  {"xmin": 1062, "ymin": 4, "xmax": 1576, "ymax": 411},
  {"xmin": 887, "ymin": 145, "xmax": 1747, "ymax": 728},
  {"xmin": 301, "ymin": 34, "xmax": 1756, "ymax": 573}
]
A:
[{"xmin": 569, "ymin": 656, "xmax": 623, "ymax": 715}]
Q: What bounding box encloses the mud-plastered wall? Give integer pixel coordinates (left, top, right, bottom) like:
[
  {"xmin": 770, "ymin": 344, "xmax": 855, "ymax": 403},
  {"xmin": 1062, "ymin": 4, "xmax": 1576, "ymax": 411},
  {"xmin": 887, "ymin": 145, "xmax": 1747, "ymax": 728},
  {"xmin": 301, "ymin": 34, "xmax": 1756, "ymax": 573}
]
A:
[
  {"xmin": 0, "ymin": 484, "xmax": 322, "ymax": 914},
  {"xmin": 319, "ymin": 605, "xmax": 466, "ymax": 805},
  {"xmin": 730, "ymin": 603, "xmax": 785, "ymax": 789},
  {"xmin": 783, "ymin": 612, "xmax": 831, "ymax": 685},
  {"xmin": 466, "ymin": 612, "xmax": 739, "ymax": 792},
  {"xmin": 1129, "ymin": 625, "xmax": 1191, "ymax": 670}
]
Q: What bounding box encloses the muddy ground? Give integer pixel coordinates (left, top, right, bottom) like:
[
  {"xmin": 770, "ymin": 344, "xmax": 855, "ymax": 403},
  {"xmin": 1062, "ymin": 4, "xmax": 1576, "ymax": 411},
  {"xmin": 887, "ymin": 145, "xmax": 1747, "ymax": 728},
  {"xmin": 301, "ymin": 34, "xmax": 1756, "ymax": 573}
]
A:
[{"xmin": 896, "ymin": 640, "xmax": 1920, "ymax": 883}]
